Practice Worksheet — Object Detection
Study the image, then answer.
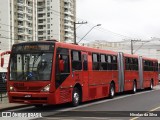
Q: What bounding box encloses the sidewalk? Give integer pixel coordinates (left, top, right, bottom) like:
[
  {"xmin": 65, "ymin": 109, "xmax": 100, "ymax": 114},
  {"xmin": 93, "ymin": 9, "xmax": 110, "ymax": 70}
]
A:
[{"xmin": 0, "ymin": 95, "xmax": 29, "ymax": 111}]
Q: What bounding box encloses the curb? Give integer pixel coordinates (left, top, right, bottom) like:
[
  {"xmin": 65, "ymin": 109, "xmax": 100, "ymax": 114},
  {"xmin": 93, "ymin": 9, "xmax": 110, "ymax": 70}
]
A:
[{"xmin": 0, "ymin": 105, "xmax": 30, "ymax": 111}]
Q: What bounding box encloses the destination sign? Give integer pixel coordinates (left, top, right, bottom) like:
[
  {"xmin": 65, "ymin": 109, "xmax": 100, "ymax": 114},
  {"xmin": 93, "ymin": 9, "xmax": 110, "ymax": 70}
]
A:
[{"xmin": 12, "ymin": 44, "xmax": 54, "ymax": 52}]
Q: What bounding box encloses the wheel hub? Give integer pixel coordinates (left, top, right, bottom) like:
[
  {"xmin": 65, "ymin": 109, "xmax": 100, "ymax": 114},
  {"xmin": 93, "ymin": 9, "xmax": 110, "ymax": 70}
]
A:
[{"xmin": 74, "ymin": 92, "xmax": 79, "ymax": 103}]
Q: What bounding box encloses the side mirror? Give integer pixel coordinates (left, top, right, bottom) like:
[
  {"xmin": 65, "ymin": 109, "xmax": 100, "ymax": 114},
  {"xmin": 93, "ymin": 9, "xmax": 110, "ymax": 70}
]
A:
[
  {"xmin": 1, "ymin": 57, "xmax": 4, "ymax": 67},
  {"xmin": 59, "ymin": 59, "xmax": 64, "ymax": 72}
]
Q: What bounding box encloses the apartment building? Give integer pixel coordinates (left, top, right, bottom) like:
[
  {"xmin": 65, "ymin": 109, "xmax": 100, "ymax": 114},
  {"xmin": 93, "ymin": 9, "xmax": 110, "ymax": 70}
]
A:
[
  {"xmin": 0, "ymin": 0, "xmax": 11, "ymax": 51},
  {"xmin": 11, "ymin": 0, "xmax": 37, "ymax": 43},
  {"xmin": 0, "ymin": 0, "xmax": 76, "ymax": 52},
  {"xmin": 37, "ymin": 0, "xmax": 76, "ymax": 43},
  {"xmin": 0, "ymin": 0, "xmax": 37, "ymax": 51}
]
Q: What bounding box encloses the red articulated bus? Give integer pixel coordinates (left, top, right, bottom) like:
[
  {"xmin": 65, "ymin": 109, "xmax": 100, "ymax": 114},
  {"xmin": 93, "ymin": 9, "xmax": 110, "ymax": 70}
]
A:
[{"xmin": 3, "ymin": 40, "xmax": 158, "ymax": 107}]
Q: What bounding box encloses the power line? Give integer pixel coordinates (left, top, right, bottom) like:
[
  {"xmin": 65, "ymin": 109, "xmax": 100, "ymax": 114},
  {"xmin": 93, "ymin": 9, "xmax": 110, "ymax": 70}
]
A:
[{"xmin": 84, "ymin": 23, "xmax": 134, "ymax": 39}]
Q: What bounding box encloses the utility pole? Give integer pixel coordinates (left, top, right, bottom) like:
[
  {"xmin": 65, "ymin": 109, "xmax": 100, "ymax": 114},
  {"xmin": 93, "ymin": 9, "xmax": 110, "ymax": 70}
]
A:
[
  {"xmin": 74, "ymin": 21, "xmax": 87, "ymax": 44},
  {"xmin": 131, "ymin": 39, "xmax": 141, "ymax": 54}
]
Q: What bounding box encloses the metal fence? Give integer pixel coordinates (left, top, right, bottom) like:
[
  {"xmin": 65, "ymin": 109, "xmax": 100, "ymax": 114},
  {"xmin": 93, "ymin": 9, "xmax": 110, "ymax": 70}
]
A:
[{"xmin": 0, "ymin": 72, "xmax": 7, "ymax": 101}]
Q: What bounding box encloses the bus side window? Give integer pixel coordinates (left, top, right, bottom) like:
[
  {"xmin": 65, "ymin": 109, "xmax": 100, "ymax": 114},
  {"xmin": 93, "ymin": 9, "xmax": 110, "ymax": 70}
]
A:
[
  {"xmin": 100, "ymin": 54, "xmax": 107, "ymax": 70},
  {"xmin": 107, "ymin": 55, "xmax": 112, "ymax": 70},
  {"xmin": 112, "ymin": 56, "xmax": 117, "ymax": 70},
  {"xmin": 92, "ymin": 53, "xmax": 99, "ymax": 70},
  {"xmin": 83, "ymin": 54, "xmax": 88, "ymax": 71},
  {"xmin": 60, "ymin": 55, "xmax": 70, "ymax": 73},
  {"xmin": 56, "ymin": 48, "xmax": 70, "ymax": 74},
  {"xmin": 71, "ymin": 50, "xmax": 82, "ymax": 71}
]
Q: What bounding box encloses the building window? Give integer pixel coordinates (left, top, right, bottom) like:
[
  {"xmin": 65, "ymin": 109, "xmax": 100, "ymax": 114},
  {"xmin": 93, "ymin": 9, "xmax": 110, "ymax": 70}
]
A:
[
  {"xmin": 38, "ymin": 14, "xmax": 43, "ymax": 17},
  {"xmin": 48, "ymin": 30, "xmax": 50, "ymax": 35},
  {"xmin": 17, "ymin": 6, "xmax": 23, "ymax": 11},
  {"xmin": 38, "ymin": 19, "xmax": 43, "ymax": 23},
  {"xmin": 17, "ymin": 13, "xmax": 23, "ymax": 18},
  {"xmin": 38, "ymin": 25, "xmax": 43, "ymax": 29},
  {"xmin": 17, "ymin": 0, "xmax": 23, "ymax": 4},
  {"xmin": 47, "ymin": 7, "xmax": 50, "ymax": 11},
  {"xmin": 18, "ymin": 28, "xmax": 24, "ymax": 33},
  {"xmin": 18, "ymin": 35, "xmax": 24, "ymax": 40},
  {"xmin": 47, "ymin": 0, "xmax": 50, "ymax": 5},
  {"xmin": 47, "ymin": 18, "xmax": 50, "ymax": 22},
  {"xmin": 38, "ymin": 31, "xmax": 43, "ymax": 35},
  {"xmin": 28, "ymin": 9, "xmax": 32, "ymax": 13},
  {"xmin": 47, "ymin": 13, "xmax": 50, "ymax": 17},
  {"xmin": 47, "ymin": 24, "xmax": 50, "ymax": 29}
]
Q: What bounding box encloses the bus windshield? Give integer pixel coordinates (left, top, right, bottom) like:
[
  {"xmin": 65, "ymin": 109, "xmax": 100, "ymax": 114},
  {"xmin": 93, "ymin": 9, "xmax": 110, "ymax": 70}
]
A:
[{"xmin": 10, "ymin": 44, "xmax": 54, "ymax": 81}]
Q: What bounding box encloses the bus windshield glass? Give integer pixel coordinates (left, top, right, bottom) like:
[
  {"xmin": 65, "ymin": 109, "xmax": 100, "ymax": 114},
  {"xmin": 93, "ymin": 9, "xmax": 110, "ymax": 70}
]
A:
[{"xmin": 10, "ymin": 43, "xmax": 54, "ymax": 81}]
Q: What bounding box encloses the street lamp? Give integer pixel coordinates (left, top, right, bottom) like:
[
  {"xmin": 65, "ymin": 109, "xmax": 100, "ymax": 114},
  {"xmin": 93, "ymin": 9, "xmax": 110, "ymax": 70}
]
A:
[{"xmin": 78, "ymin": 24, "xmax": 101, "ymax": 44}]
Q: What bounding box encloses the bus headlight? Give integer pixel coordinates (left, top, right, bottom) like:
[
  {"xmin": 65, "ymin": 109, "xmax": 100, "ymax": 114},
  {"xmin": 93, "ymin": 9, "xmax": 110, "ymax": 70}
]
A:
[
  {"xmin": 41, "ymin": 84, "xmax": 50, "ymax": 92},
  {"xmin": 9, "ymin": 85, "xmax": 15, "ymax": 92}
]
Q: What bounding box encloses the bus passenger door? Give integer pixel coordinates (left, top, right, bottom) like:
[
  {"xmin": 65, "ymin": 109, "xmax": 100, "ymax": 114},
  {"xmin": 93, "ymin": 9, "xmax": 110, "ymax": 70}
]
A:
[{"xmin": 82, "ymin": 52, "xmax": 89, "ymax": 101}]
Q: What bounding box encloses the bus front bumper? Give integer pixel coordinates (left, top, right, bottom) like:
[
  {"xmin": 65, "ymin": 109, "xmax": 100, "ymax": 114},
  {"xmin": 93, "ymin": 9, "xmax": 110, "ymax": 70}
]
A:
[{"xmin": 8, "ymin": 92, "xmax": 56, "ymax": 104}]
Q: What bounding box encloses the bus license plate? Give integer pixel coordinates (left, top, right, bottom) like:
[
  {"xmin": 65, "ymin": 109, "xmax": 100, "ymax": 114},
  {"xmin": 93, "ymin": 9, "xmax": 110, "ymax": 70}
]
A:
[{"xmin": 24, "ymin": 95, "xmax": 32, "ymax": 97}]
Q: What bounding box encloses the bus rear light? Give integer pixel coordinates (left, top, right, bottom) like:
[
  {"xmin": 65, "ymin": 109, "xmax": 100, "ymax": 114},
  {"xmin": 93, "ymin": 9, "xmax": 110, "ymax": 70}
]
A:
[
  {"xmin": 41, "ymin": 84, "xmax": 50, "ymax": 92},
  {"xmin": 9, "ymin": 85, "xmax": 16, "ymax": 92}
]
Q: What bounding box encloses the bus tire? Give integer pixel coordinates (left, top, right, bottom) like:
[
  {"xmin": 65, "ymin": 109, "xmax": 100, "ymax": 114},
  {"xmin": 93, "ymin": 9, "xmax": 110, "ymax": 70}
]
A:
[
  {"xmin": 72, "ymin": 87, "xmax": 80, "ymax": 107},
  {"xmin": 132, "ymin": 81, "xmax": 137, "ymax": 94},
  {"xmin": 109, "ymin": 83, "xmax": 115, "ymax": 98},
  {"xmin": 150, "ymin": 80, "xmax": 153, "ymax": 90}
]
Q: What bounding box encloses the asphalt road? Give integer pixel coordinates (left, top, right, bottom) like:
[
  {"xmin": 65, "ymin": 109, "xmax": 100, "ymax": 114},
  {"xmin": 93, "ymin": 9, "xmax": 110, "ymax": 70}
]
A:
[{"xmin": 3, "ymin": 85, "xmax": 160, "ymax": 120}]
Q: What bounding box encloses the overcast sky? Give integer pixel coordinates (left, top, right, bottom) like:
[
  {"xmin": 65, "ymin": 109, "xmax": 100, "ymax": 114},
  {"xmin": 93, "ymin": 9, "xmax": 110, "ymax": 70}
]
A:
[{"xmin": 76, "ymin": 0, "xmax": 160, "ymax": 43}]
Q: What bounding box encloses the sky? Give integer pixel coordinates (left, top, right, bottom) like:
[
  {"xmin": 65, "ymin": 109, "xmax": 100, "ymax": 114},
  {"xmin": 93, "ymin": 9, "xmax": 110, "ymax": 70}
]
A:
[{"xmin": 76, "ymin": 0, "xmax": 160, "ymax": 43}]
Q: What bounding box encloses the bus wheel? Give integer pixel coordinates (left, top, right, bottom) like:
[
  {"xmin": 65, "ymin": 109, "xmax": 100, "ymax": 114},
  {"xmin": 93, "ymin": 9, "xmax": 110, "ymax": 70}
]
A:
[
  {"xmin": 34, "ymin": 104, "xmax": 43, "ymax": 108},
  {"xmin": 72, "ymin": 87, "xmax": 80, "ymax": 107},
  {"xmin": 150, "ymin": 80, "xmax": 153, "ymax": 90},
  {"xmin": 109, "ymin": 83, "xmax": 115, "ymax": 98},
  {"xmin": 132, "ymin": 81, "xmax": 137, "ymax": 94}
]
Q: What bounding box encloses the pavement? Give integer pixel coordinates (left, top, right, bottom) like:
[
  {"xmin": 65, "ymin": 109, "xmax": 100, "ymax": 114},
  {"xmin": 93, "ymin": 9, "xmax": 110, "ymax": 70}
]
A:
[{"xmin": 0, "ymin": 94, "xmax": 29, "ymax": 111}]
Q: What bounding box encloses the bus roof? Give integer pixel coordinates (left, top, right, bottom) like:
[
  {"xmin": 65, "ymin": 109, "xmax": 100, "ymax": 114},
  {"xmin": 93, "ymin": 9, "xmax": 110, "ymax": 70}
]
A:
[{"xmin": 12, "ymin": 40, "xmax": 158, "ymax": 61}]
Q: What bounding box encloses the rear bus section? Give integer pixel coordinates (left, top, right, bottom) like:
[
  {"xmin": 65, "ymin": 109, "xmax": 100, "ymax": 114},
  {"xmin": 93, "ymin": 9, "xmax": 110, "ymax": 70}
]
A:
[{"xmin": 141, "ymin": 57, "xmax": 158, "ymax": 89}]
